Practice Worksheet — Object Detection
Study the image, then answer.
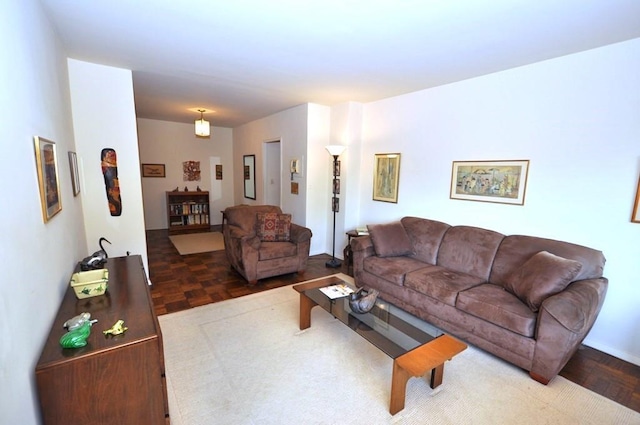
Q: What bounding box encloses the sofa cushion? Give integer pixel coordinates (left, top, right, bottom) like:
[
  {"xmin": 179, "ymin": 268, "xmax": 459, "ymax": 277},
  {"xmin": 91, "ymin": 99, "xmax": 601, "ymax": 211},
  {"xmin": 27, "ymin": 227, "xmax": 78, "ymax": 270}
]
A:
[
  {"xmin": 504, "ymin": 251, "xmax": 582, "ymax": 312},
  {"xmin": 367, "ymin": 222, "xmax": 414, "ymax": 257},
  {"xmin": 437, "ymin": 226, "xmax": 504, "ymax": 281},
  {"xmin": 363, "ymin": 256, "xmax": 429, "ymax": 286},
  {"xmin": 400, "ymin": 217, "xmax": 450, "ymax": 264},
  {"xmin": 489, "ymin": 235, "xmax": 605, "ymax": 285},
  {"xmin": 225, "ymin": 204, "xmax": 282, "ymax": 233},
  {"xmin": 456, "ymin": 284, "xmax": 537, "ymax": 338},
  {"xmin": 258, "ymin": 241, "xmax": 297, "ymax": 261},
  {"xmin": 404, "ymin": 267, "xmax": 485, "ymax": 306},
  {"xmin": 256, "ymin": 213, "xmax": 291, "ymax": 242}
]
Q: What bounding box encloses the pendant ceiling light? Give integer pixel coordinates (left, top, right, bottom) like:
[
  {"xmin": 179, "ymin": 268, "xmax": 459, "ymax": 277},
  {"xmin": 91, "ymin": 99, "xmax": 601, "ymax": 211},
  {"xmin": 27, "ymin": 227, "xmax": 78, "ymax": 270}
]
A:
[{"xmin": 195, "ymin": 109, "xmax": 210, "ymax": 137}]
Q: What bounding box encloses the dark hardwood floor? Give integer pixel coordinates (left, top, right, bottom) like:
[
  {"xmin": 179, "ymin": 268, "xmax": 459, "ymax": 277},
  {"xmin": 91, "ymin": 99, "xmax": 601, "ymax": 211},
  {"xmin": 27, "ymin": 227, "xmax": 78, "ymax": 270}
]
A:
[{"xmin": 147, "ymin": 228, "xmax": 640, "ymax": 413}]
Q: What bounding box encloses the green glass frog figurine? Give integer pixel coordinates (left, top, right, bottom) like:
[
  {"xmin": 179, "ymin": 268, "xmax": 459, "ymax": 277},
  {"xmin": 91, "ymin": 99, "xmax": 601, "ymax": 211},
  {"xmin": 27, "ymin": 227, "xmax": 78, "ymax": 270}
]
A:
[{"xmin": 60, "ymin": 321, "xmax": 93, "ymax": 348}]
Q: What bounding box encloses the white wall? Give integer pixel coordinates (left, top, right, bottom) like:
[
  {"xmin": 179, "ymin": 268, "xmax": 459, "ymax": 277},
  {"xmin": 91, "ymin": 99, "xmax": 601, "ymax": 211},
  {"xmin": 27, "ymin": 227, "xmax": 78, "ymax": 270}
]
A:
[
  {"xmin": 137, "ymin": 118, "xmax": 234, "ymax": 228},
  {"xmin": 306, "ymin": 104, "xmax": 332, "ymax": 256},
  {"xmin": 233, "ymin": 104, "xmax": 313, "ymax": 225},
  {"xmin": 358, "ymin": 38, "xmax": 640, "ymax": 364},
  {"xmin": 0, "ymin": 1, "xmax": 87, "ymax": 424},
  {"xmin": 68, "ymin": 60, "xmax": 149, "ymax": 271}
]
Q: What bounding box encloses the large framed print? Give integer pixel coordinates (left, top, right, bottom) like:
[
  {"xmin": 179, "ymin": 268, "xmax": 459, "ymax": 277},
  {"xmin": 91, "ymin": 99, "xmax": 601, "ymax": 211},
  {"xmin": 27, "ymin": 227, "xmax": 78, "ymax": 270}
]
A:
[
  {"xmin": 34, "ymin": 136, "xmax": 62, "ymax": 222},
  {"xmin": 373, "ymin": 153, "xmax": 401, "ymax": 203},
  {"xmin": 450, "ymin": 160, "xmax": 529, "ymax": 205}
]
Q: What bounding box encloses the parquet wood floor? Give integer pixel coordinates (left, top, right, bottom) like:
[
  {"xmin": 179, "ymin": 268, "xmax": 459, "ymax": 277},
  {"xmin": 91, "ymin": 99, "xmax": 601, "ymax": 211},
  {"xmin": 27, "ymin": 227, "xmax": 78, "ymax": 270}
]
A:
[{"xmin": 146, "ymin": 228, "xmax": 640, "ymax": 413}]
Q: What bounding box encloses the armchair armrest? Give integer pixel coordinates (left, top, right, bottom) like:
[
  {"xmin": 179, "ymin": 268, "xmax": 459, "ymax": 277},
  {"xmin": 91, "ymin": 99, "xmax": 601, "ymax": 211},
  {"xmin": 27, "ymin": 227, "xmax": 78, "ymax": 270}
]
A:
[
  {"xmin": 530, "ymin": 277, "xmax": 608, "ymax": 384},
  {"xmin": 290, "ymin": 223, "xmax": 312, "ymax": 243}
]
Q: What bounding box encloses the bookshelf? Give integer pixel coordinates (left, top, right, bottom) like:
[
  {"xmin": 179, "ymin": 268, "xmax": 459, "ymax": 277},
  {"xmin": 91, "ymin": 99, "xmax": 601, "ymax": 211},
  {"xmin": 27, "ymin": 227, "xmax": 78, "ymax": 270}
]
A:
[{"xmin": 166, "ymin": 190, "xmax": 210, "ymax": 233}]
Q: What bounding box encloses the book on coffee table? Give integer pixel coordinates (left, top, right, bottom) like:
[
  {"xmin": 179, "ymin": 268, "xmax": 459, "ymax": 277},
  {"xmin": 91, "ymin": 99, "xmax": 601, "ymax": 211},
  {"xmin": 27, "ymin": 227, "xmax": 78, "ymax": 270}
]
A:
[{"xmin": 319, "ymin": 284, "xmax": 354, "ymax": 299}]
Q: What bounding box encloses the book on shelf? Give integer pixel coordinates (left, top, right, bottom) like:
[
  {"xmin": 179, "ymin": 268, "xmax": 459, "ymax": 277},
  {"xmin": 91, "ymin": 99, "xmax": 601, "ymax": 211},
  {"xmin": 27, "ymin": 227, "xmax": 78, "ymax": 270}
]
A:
[{"xmin": 319, "ymin": 284, "xmax": 354, "ymax": 299}]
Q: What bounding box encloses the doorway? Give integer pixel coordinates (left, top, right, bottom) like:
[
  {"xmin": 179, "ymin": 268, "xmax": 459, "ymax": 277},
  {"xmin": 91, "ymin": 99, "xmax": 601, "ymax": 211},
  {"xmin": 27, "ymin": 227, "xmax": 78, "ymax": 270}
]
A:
[{"xmin": 264, "ymin": 140, "xmax": 281, "ymax": 206}]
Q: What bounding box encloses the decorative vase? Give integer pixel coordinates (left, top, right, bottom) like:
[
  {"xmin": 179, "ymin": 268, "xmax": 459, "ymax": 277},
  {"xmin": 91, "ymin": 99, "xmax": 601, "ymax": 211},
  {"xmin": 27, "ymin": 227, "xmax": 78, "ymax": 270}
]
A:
[{"xmin": 348, "ymin": 288, "xmax": 379, "ymax": 313}]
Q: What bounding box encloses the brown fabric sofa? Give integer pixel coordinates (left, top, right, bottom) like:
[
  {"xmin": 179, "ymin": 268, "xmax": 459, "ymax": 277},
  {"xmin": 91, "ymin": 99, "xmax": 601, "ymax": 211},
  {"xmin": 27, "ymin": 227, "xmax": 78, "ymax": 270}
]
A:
[
  {"xmin": 223, "ymin": 205, "xmax": 312, "ymax": 284},
  {"xmin": 351, "ymin": 216, "xmax": 608, "ymax": 384}
]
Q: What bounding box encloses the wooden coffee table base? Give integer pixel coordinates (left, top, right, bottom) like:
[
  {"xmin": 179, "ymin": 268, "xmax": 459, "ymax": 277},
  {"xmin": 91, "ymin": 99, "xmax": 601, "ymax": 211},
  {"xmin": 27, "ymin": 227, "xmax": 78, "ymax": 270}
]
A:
[
  {"xmin": 389, "ymin": 335, "xmax": 467, "ymax": 415},
  {"xmin": 294, "ymin": 279, "xmax": 467, "ymax": 416}
]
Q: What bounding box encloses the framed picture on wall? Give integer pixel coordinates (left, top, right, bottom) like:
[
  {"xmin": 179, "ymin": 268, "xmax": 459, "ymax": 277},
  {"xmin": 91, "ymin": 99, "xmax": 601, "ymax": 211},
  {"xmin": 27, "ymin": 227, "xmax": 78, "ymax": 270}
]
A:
[
  {"xmin": 68, "ymin": 151, "xmax": 80, "ymax": 196},
  {"xmin": 373, "ymin": 153, "xmax": 401, "ymax": 203},
  {"xmin": 141, "ymin": 163, "xmax": 166, "ymax": 178},
  {"xmin": 632, "ymin": 175, "xmax": 640, "ymax": 223},
  {"xmin": 34, "ymin": 136, "xmax": 62, "ymax": 222},
  {"xmin": 450, "ymin": 160, "xmax": 529, "ymax": 205}
]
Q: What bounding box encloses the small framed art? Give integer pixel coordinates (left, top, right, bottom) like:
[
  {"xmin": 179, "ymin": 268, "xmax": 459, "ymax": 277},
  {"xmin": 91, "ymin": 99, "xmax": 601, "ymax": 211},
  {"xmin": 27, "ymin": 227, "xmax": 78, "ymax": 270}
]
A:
[
  {"xmin": 34, "ymin": 136, "xmax": 62, "ymax": 222},
  {"xmin": 450, "ymin": 160, "xmax": 529, "ymax": 205},
  {"xmin": 141, "ymin": 163, "xmax": 166, "ymax": 178}
]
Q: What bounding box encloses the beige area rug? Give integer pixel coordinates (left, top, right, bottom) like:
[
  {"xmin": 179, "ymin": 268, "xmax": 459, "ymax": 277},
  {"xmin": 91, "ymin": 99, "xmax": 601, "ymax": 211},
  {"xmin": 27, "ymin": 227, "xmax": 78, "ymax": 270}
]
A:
[
  {"xmin": 169, "ymin": 232, "xmax": 225, "ymax": 255},
  {"xmin": 159, "ymin": 273, "xmax": 640, "ymax": 425}
]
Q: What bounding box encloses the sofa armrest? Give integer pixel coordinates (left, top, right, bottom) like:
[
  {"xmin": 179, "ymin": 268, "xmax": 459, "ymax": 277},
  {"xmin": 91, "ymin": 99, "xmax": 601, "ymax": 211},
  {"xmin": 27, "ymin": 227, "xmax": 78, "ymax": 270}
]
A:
[
  {"xmin": 530, "ymin": 277, "xmax": 608, "ymax": 384},
  {"xmin": 351, "ymin": 236, "xmax": 376, "ymax": 281}
]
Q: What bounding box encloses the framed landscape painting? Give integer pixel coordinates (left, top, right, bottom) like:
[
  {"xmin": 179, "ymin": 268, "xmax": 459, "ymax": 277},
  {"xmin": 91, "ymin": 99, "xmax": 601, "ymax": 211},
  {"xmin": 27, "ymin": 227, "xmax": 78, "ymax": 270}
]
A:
[
  {"xmin": 34, "ymin": 136, "xmax": 62, "ymax": 222},
  {"xmin": 450, "ymin": 160, "xmax": 530, "ymax": 205}
]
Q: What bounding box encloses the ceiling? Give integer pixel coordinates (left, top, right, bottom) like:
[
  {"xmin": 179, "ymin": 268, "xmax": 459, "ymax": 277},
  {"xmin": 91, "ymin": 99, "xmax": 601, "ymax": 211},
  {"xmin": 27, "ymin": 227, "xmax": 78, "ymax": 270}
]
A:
[{"xmin": 40, "ymin": 0, "xmax": 640, "ymax": 128}]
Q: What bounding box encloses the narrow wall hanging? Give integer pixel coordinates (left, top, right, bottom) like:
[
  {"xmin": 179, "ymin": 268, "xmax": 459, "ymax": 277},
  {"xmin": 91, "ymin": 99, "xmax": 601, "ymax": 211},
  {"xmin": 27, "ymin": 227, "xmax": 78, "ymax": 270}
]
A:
[{"xmin": 101, "ymin": 148, "xmax": 122, "ymax": 216}]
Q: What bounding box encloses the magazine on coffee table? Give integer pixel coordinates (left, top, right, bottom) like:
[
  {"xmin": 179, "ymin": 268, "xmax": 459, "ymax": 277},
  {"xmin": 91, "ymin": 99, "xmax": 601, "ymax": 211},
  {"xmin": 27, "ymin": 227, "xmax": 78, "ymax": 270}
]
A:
[{"xmin": 319, "ymin": 284, "xmax": 354, "ymax": 299}]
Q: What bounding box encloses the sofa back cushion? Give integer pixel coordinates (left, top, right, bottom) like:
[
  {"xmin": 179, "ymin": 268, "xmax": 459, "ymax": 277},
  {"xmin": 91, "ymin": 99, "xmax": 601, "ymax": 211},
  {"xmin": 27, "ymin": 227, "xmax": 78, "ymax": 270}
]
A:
[
  {"xmin": 401, "ymin": 217, "xmax": 450, "ymax": 264},
  {"xmin": 225, "ymin": 205, "xmax": 282, "ymax": 234},
  {"xmin": 436, "ymin": 226, "xmax": 504, "ymax": 280},
  {"xmin": 489, "ymin": 235, "xmax": 605, "ymax": 286},
  {"xmin": 368, "ymin": 222, "xmax": 414, "ymax": 257}
]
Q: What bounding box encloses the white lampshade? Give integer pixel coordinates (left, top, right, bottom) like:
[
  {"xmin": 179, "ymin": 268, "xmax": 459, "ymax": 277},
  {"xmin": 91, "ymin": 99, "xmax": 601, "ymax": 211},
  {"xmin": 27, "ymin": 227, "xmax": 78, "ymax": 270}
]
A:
[
  {"xmin": 195, "ymin": 109, "xmax": 210, "ymax": 137},
  {"xmin": 325, "ymin": 145, "xmax": 346, "ymax": 157}
]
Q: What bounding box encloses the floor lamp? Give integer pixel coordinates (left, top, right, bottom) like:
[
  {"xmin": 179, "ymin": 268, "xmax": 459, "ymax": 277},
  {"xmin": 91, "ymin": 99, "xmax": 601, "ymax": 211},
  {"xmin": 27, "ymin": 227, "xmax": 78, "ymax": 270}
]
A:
[{"xmin": 326, "ymin": 145, "xmax": 346, "ymax": 268}]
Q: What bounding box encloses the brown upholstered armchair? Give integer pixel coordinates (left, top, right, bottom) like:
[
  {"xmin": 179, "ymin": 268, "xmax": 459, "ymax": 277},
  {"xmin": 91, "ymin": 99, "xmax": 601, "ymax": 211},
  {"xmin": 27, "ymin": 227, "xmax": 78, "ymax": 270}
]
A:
[{"xmin": 223, "ymin": 205, "xmax": 313, "ymax": 284}]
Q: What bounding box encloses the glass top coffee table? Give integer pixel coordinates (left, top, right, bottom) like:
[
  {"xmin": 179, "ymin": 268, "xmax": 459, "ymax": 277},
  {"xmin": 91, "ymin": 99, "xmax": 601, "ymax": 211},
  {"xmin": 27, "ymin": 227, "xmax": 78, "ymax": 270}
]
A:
[{"xmin": 293, "ymin": 275, "xmax": 467, "ymax": 415}]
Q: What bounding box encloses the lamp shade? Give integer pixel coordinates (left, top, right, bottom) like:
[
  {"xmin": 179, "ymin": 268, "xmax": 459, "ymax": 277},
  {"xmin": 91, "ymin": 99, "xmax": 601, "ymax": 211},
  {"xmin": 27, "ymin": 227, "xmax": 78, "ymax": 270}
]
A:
[
  {"xmin": 325, "ymin": 145, "xmax": 346, "ymax": 157},
  {"xmin": 195, "ymin": 118, "xmax": 210, "ymax": 137},
  {"xmin": 195, "ymin": 109, "xmax": 210, "ymax": 137}
]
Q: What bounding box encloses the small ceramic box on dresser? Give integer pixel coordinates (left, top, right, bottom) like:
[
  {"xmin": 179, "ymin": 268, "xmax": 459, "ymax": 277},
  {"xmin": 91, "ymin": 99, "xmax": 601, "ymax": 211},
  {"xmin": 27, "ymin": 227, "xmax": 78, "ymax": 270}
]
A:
[{"xmin": 35, "ymin": 255, "xmax": 169, "ymax": 424}]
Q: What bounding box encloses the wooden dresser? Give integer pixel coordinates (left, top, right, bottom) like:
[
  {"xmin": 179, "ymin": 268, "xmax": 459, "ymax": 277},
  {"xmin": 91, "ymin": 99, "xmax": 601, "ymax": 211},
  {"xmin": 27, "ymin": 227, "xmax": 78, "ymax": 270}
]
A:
[{"xmin": 35, "ymin": 255, "xmax": 169, "ymax": 424}]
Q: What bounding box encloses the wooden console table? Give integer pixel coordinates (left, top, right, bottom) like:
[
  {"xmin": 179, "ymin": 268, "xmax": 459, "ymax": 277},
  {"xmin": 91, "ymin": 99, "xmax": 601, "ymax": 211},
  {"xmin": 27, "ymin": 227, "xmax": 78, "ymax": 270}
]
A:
[{"xmin": 35, "ymin": 255, "xmax": 169, "ymax": 424}]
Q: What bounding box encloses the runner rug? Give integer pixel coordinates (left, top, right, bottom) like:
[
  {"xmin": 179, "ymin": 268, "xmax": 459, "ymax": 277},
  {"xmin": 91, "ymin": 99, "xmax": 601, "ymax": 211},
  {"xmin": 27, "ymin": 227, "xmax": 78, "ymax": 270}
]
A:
[
  {"xmin": 159, "ymin": 274, "xmax": 640, "ymax": 425},
  {"xmin": 169, "ymin": 232, "xmax": 224, "ymax": 255}
]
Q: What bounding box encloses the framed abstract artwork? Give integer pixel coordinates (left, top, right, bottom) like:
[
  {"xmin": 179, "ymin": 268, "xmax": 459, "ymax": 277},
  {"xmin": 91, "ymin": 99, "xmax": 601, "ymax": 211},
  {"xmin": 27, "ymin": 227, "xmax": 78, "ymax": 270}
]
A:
[
  {"xmin": 450, "ymin": 160, "xmax": 529, "ymax": 205},
  {"xmin": 373, "ymin": 153, "xmax": 401, "ymax": 203},
  {"xmin": 34, "ymin": 136, "xmax": 62, "ymax": 222}
]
